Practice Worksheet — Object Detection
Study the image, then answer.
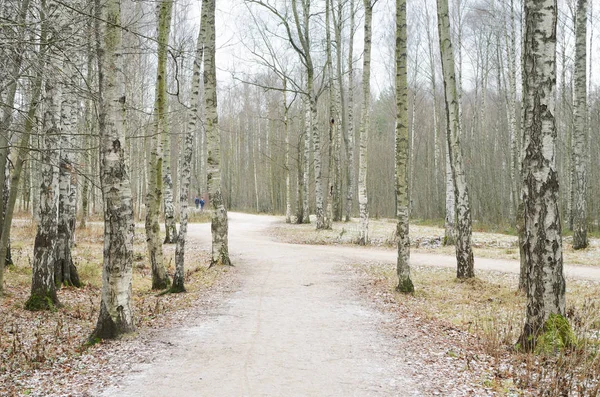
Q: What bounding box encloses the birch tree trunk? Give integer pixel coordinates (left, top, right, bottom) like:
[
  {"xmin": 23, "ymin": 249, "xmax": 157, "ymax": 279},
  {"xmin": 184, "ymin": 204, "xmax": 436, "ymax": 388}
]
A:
[
  {"xmin": 518, "ymin": 0, "xmax": 566, "ymax": 351},
  {"xmin": 80, "ymin": 33, "xmax": 95, "ymax": 229},
  {"xmin": 572, "ymin": 0, "xmax": 588, "ymax": 250},
  {"xmin": 25, "ymin": 0, "xmax": 60, "ymax": 310},
  {"xmin": 0, "ymin": 0, "xmax": 30, "ymax": 292},
  {"xmin": 324, "ymin": 0, "xmax": 335, "ymax": 230},
  {"xmin": 55, "ymin": 26, "xmax": 81, "ymax": 288},
  {"xmin": 345, "ymin": 0, "xmax": 356, "ymax": 222},
  {"xmin": 302, "ymin": 98, "xmax": 311, "ymax": 224},
  {"xmin": 425, "ymin": 5, "xmax": 440, "ymax": 196},
  {"xmin": 0, "ymin": 4, "xmax": 44, "ymax": 292},
  {"xmin": 425, "ymin": 3, "xmax": 455, "ymax": 246},
  {"xmin": 357, "ymin": 0, "xmax": 373, "ymax": 245},
  {"xmin": 91, "ymin": 0, "xmax": 135, "ymax": 339},
  {"xmin": 296, "ymin": 133, "xmax": 304, "ymax": 224},
  {"xmin": 333, "ymin": 0, "xmax": 345, "ymax": 222},
  {"xmin": 160, "ymin": 0, "xmax": 177, "ymax": 245},
  {"xmin": 172, "ymin": 2, "xmax": 205, "ymax": 292},
  {"xmin": 437, "ymin": 0, "xmax": 474, "ymax": 279},
  {"xmin": 203, "ymin": 0, "xmax": 231, "ymax": 267},
  {"xmin": 395, "ymin": 0, "xmax": 414, "ymax": 293},
  {"xmin": 145, "ymin": 0, "xmax": 172, "ymax": 289},
  {"xmin": 284, "ymin": 79, "xmax": 292, "ymax": 224},
  {"xmin": 289, "ymin": 0, "xmax": 324, "ymax": 229}
]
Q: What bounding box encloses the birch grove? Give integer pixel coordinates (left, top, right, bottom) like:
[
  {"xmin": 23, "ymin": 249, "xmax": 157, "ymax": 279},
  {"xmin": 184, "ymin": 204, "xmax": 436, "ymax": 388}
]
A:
[{"xmin": 0, "ymin": 0, "xmax": 599, "ymax": 355}]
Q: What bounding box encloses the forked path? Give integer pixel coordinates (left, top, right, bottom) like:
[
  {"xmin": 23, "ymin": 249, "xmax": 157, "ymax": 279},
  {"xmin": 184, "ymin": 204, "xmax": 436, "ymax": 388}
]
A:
[
  {"xmin": 102, "ymin": 213, "xmax": 599, "ymax": 397},
  {"xmin": 102, "ymin": 213, "xmax": 421, "ymax": 396}
]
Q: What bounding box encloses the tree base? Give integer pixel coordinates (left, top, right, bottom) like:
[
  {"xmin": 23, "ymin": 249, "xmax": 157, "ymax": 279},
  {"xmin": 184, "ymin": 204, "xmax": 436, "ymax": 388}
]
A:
[
  {"xmin": 168, "ymin": 283, "xmax": 186, "ymax": 294},
  {"xmin": 152, "ymin": 277, "xmax": 171, "ymax": 290},
  {"xmin": 90, "ymin": 303, "xmax": 135, "ymax": 342},
  {"xmin": 209, "ymin": 256, "xmax": 233, "ymax": 268},
  {"xmin": 396, "ymin": 278, "xmax": 414, "ymax": 293},
  {"xmin": 517, "ymin": 314, "xmax": 575, "ymax": 353},
  {"xmin": 163, "ymin": 235, "xmax": 178, "ymax": 244},
  {"xmin": 25, "ymin": 292, "xmax": 59, "ymax": 311}
]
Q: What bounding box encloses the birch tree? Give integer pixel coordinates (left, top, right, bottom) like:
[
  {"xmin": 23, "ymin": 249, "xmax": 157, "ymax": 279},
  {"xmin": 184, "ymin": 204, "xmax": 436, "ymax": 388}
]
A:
[
  {"xmin": 55, "ymin": 14, "xmax": 82, "ymax": 288},
  {"xmin": 436, "ymin": 0, "xmax": 474, "ymax": 279},
  {"xmin": 91, "ymin": 0, "xmax": 135, "ymax": 339},
  {"xmin": 0, "ymin": 0, "xmax": 31, "ymax": 292},
  {"xmin": 25, "ymin": 0, "xmax": 61, "ymax": 310},
  {"xmin": 324, "ymin": 0, "xmax": 335, "ymax": 230},
  {"xmin": 284, "ymin": 78, "xmax": 292, "ymax": 224},
  {"xmin": 518, "ymin": 0, "xmax": 566, "ymax": 350},
  {"xmin": 171, "ymin": 7, "xmax": 206, "ymax": 292},
  {"xmin": 572, "ymin": 0, "xmax": 588, "ymax": 250},
  {"xmin": 345, "ymin": 0, "xmax": 356, "ymax": 223},
  {"xmin": 357, "ymin": 0, "xmax": 374, "ymax": 244},
  {"xmin": 161, "ymin": 0, "xmax": 178, "ymax": 245},
  {"xmin": 395, "ymin": 0, "xmax": 414, "ymax": 293},
  {"xmin": 145, "ymin": 0, "xmax": 173, "ymax": 290},
  {"xmin": 204, "ymin": 0, "xmax": 231, "ymax": 267}
]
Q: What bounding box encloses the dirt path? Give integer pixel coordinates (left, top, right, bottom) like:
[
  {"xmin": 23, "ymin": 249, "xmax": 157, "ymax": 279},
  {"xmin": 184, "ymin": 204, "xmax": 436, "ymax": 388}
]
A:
[
  {"xmin": 102, "ymin": 213, "xmax": 598, "ymax": 396},
  {"xmin": 102, "ymin": 213, "xmax": 421, "ymax": 396}
]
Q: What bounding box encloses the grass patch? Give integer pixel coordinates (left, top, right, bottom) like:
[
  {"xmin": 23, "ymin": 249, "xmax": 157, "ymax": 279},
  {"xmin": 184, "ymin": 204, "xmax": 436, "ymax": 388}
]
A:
[
  {"xmin": 188, "ymin": 210, "xmax": 211, "ymax": 223},
  {"xmin": 1, "ymin": 217, "xmax": 230, "ymax": 395},
  {"xmin": 356, "ymin": 262, "xmax": 600, "ymax": 395}
]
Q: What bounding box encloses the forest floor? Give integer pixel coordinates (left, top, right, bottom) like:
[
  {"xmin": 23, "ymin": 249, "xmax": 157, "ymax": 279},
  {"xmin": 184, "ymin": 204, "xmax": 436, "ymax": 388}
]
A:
[{"xmin": 1, "ymin": 213, "xmax": 599, "ymax": 395}]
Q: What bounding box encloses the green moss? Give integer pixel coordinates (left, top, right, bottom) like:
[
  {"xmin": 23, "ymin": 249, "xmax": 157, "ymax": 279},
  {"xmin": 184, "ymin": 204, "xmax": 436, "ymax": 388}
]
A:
[
  {"xmin": 85, "ymin": 336, "xmax": 102, "ymax": 347},
  {"xmin": 396, "ymin": 277, "xmax": 415, "ymax": 293},
  {"xmin": 535, "ymin": 314, "xmax": 576, "ymax": 354},
  {"xmin": 24, "ymin": 293, "xmax": 56, "ymax": 311}
]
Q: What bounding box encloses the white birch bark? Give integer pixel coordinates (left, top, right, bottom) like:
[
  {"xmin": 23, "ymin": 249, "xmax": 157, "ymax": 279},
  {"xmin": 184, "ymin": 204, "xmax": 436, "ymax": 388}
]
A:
[
  {"xmin": 145, "ymin": 0, "xmax": 172, "ymax": 289},
  {"xmin": 289, "ymin": 0, "xmax": 324, "ymax": 229},
  {"xmin": 437, "ymin": 0, "xmax": 474, "ymax": 278},
  {"xmin": 324, "ymin": 0, "xmax": 335, "ymax": 230},
  {"xmin": 203, "ymin": 0, "xmax": 231, "ymax": 267},
  {"xmin": 425, "ymin": 3, "xmax": 454, "ymax": 244},
  {"xmin": 157, "ymin": 0, "xmax": 177, "ymax": 245},
  {"xmin": 172, "ymin": 7, "xmax": 205, "ymax": 292},
  {"xmin": 333, "ymin": 0, "xmax": 344, "ymax": 222},
  {"xmin": 518, "ymin": 0, "xmax": 566, "ymax": 350},
  {"xmin": 345, "ymin": 0, "xmax": 356, "ymax": 222},
  {"xmin": 572, "ymin": 0, "xmax": 588, "ymax": 250},
  {"xmin": 55, "ymin": 22, "xmax": 81, "ymax": 287},
  {"xmin": 0, "ymin": 0, "xmax": 30, "ymax": 293},
  {"xmin": 284, "ymin": 79, "xmax": 292, "ymax": 224},
  {"xmin": 302, "ymin": 98, "xmax": 311, "ymax": 223},
  {"xmin": 90, "ymin": 0, "xmax": 135, "ymax": 339},
  {"xmin": 25, "ymin": 0, "xmax": 60, "ymax": 310},
  {"xmin": 0, "ymin": 28, "xmax": 45, "ymax": 282},
  {"xmin": 395, "ymin": 0, "xmax": 414, "ymax": 293},
  {"xmin": 357, "ymin": 0, "xmax": 373, "ymax": 245}
]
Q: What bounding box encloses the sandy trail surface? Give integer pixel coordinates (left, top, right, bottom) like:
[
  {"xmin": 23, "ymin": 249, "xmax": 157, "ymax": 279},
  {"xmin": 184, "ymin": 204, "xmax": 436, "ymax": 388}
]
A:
[
  {"xmin": 102, "ymin": 213, "xmax": 421, "ymax": 396},
  {"xmin": 102, "ymin": 212, "xmax": 599, "ymax": 397}
]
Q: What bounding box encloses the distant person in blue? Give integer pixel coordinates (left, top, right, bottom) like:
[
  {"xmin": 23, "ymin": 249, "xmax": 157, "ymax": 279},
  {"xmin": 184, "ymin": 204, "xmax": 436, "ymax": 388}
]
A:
[
  {"xmin": 200, "ymin": 198, "xmax": 205, "ymax": 211},
  {"xmin": 194, "ymin": 196, "xmax": 200, "ymax": 209}
]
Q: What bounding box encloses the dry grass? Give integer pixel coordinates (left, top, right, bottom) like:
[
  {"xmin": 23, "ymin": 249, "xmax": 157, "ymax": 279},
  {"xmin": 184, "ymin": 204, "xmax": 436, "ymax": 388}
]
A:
[
  {"xmin": 270, "ymin": 217, "xmax": 600, "ymax": 267},
  {"xmin": 355, "ymin": 262, "xmax": 600, "ymax": 395},
  {"xmin": 0, "ymin": 220, "xmax": 227, "ymax": 396}
]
